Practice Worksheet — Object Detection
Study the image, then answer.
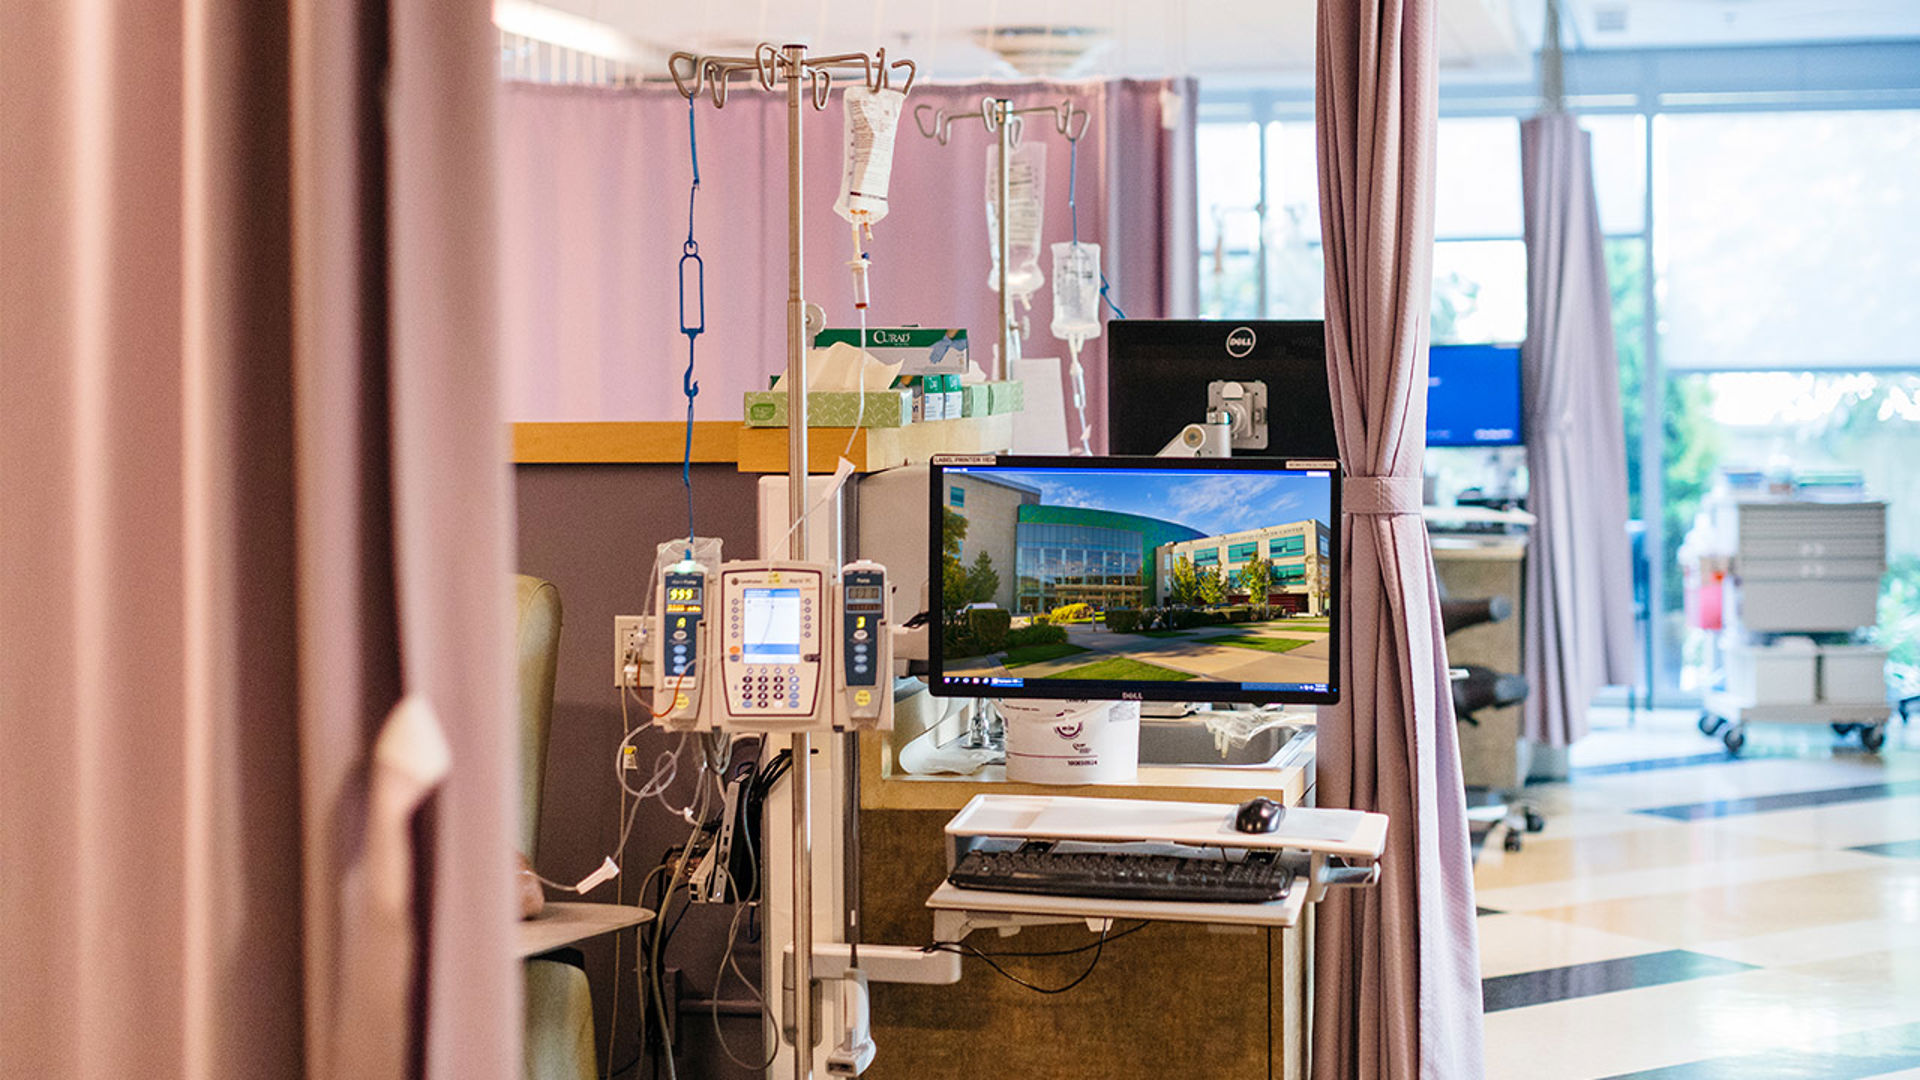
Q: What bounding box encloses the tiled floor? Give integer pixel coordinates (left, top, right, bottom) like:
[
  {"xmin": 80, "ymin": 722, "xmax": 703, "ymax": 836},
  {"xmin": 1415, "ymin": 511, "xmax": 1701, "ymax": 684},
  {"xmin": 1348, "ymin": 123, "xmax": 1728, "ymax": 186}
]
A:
[{"xmin": 1477, "ymin": 706, "xmax": 1920, "ymax": 1079}]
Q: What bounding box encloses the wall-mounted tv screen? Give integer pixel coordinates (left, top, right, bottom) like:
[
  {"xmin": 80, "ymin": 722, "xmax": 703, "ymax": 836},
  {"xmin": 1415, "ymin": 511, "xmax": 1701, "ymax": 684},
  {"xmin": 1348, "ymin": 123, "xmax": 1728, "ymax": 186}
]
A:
[
  {"xmin": 1427, "ymin": 343, "xmax": 1523, "ymax": 447},
  {"xmin": 928, "ymin": 454, "xmax": 1341, "ymax": 706}
]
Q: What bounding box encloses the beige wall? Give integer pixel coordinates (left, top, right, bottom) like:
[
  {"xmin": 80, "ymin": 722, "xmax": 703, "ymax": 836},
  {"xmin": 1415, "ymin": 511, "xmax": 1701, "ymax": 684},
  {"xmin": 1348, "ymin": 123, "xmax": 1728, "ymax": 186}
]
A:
[
  {"xmin": 1159, "ymin": 519, "xmax": 1333, "ymax": 614},
  {"xmin": 946, "ymin": 474, "xmax": 1033, "ymax": 609}
]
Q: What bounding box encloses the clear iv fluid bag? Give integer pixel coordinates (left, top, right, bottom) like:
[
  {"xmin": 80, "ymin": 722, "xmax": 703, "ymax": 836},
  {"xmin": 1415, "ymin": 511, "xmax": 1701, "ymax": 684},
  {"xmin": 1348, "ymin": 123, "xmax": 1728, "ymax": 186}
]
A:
[
  {"xmin": 985, "ymin": 141, "xmax": 1047, "ymax": 300},
  {"xmin": 835, "ymin": 87, "xmax": 905, "ymax": 226},
  {"xmin": 1050, "ymin": 241, "xmax": 1102, "ymax": 346}
]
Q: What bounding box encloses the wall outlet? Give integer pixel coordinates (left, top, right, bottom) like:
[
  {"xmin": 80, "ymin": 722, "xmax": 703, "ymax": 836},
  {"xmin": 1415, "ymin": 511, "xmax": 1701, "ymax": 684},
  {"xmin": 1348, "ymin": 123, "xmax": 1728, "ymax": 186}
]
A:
[{"xmin": 614, "ymin": 615, "xmax": 648, "ymax": 687}]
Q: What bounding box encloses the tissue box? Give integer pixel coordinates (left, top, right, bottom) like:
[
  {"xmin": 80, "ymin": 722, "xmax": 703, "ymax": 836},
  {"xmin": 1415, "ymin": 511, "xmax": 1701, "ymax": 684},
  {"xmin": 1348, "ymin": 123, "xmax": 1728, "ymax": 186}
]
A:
[
  {"xmin": 959, "ymin": 382, "xmax": 991, "ymax": 418},
  {"xmin": 814, "ymin": 327, "xmax": 968, "ymax": 376},
  {"xmin": 742, "ymin": 389, "xmax": 915, "ymax": 428},
  {"xmin": 986, "ymin": 380, "xmax": 1025, "ymax": 415}
]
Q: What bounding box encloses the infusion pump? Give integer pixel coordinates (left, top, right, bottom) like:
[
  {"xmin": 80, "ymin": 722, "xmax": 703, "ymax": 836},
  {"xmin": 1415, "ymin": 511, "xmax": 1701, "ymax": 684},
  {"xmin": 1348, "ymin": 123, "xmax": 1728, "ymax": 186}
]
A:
[{"xmin": 651, "ymin": 559, "xmax": 892, "ymax": 733}]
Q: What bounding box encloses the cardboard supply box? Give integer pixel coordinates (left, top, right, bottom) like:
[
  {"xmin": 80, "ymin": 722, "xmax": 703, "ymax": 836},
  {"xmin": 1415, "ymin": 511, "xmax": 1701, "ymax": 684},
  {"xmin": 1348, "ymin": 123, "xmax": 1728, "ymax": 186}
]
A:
[
  {"xmin": 742, "ymin": 388, "xmax": 914, "ymax": 428},
  {"xmin": 813, "ymin": 327, "xmax": 968, "ymax": 377},
  {"xmin": 986, "ymin": 379, "xmax": 1025, "ymax": 415}
]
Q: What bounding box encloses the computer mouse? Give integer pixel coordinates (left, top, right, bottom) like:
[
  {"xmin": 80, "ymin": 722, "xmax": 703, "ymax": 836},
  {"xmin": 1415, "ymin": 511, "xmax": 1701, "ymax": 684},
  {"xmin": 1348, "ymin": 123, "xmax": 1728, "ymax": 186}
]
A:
[{"xmin": 1233, "ymin": 796, "xmax": 1285, "ymax": 834}]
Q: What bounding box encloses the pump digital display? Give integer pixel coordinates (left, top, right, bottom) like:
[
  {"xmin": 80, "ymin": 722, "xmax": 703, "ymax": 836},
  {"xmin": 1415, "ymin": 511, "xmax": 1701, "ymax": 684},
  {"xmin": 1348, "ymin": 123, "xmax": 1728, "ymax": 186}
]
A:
[
  {"xmin": 742, "ymin": 587, "xmax": 802, "ymax": 663},
  {"xmin": 846, "ymin": 585, "xmax": 882, "ymax": 603}
]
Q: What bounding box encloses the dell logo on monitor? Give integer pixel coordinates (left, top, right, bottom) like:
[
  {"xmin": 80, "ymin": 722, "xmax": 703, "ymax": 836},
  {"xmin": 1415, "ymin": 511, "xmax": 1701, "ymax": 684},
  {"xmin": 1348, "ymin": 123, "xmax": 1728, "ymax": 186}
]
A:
[{"xmin": 1225, "ymin": 326, "xmax": 1257, "ymax": 358}]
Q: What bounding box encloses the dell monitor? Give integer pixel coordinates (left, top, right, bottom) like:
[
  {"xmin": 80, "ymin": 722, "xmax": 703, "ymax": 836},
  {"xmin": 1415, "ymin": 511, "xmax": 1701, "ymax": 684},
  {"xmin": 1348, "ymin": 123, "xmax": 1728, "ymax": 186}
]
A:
[
  {"xmin": 1426, "ymin": 343, "xmax": 1523, "ymax": 447},
  {"xmin": 929, "ymin": 454, "xmax": 1341, "ymax": 706},
  {"xmin": 1106, "ymin": 319, "xmax": 1337, "ymax": 458}
]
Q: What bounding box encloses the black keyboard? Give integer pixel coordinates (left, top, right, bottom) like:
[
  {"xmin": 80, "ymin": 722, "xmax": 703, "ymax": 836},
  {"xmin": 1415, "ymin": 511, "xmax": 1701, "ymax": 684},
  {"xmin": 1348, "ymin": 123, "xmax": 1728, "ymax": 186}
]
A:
[{"xmin": 948, "ymin": 843, "xmax": 1293, "ymax": 904}]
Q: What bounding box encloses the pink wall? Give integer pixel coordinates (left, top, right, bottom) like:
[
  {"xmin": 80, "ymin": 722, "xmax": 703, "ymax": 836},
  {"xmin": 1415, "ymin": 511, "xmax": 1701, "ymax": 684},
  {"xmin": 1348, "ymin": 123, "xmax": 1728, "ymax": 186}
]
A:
[{"xmin": 497, "ymin": 78, "xmax": 1196, "ymax": 453}]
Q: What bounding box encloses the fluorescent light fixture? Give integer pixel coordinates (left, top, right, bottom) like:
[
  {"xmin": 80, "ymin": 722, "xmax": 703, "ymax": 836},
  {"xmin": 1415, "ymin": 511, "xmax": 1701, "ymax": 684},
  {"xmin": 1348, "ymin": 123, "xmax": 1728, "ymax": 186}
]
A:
[{"xmin": 492, "ymin": 0, "xmax": 646, "ymax": 65}]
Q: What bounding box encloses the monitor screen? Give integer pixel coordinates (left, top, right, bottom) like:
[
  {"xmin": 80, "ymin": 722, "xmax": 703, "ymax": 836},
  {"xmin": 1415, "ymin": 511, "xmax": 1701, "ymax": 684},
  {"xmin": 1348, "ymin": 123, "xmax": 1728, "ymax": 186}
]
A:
[
  {"xmin": 928, "ymin": 455, "xmax": 1341, "ymax": 706},
  {"xmin": 1107, "ymin": 320, "xmax": 1337, "ymax": 457},
  {"xmin": 1427, "ymin": 343, "xmax": 1523, "ymax": 447}
]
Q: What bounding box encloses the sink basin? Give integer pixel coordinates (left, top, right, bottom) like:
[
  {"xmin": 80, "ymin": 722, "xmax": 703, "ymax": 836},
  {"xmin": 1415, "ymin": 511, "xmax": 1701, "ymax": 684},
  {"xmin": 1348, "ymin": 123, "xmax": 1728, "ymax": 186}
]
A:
[{"xmin": 1136, "ymin": 719, "xmax": 1299, "ymax": 767}]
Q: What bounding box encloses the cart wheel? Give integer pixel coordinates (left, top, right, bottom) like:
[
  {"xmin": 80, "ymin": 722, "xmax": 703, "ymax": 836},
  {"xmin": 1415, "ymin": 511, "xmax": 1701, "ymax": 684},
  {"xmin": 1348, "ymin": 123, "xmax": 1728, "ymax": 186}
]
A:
[
  {"xmin": 1832, "ymin": 722, "xmax": 1858, "ymax": 736},
  {"xmin": 1523, "ymin": 808, "xmax": 1546, "ymax": 834},
  {"xmin": 1698, "ymin": 712, "xmax": 1723, "ymax": 736},
  {"xmin": 1503, "ymin": 831, "xmax": 1524, "ymax": 854},
  {"xmin": 1861, "ymin": 725, "xmax": 1886, "ymax": 753},
  {"xmin": 1723, "ymin": 727, "xmax": 1746, "ymax": 754}
]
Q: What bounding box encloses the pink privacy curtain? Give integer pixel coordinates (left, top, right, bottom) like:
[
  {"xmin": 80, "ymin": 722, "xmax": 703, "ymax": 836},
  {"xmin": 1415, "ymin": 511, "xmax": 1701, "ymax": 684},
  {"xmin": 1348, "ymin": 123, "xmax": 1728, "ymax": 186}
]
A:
[
  {"xmin": 0, "ymin": 2, "xmax": 517, "ymax": 1078},
  {"xmin": 1312, "ymin": 2, "xmax": 1485, "ymax": 1077},
  {"xmin": 496, "ymin": 77, "xmax": 1197, "ymax": 452},
  {"xmin": 1520, "ymin": 113, "xmax": 1637, "ymax": 747}
]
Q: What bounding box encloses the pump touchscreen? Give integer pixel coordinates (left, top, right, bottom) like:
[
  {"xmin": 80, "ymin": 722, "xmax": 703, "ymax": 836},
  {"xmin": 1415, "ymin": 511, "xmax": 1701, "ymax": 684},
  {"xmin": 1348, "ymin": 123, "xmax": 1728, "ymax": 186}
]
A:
[{"xmin": 742, "ymin": 587, "xmax": 802, "ymax": 663}]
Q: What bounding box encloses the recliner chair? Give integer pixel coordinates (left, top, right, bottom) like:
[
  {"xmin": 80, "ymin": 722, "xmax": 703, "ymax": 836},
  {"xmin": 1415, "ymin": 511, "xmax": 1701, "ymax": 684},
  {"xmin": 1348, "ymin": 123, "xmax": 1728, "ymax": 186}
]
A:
[{"xmin": 515, "ymin": 575, "xmax": 598, "ymax": 1080}]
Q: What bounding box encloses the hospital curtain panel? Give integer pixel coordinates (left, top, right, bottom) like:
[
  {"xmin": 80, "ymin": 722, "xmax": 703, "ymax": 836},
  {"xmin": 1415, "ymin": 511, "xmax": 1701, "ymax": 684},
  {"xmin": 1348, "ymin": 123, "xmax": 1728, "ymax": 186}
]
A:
[
  {"xmin": 1520, "ymin": 112, "xmax": 1638, "ymax": 748},
  {"xmin": 0, "ymin": 2, "xmax": 518, "ymax": 1078},
  {"xmin": 1311, "ymin": 1, "xmax": 1486, "ymax": 1077},
  {"xmin": 495, "ymin": 77, "xmax": 1196, "ymax": 452}
]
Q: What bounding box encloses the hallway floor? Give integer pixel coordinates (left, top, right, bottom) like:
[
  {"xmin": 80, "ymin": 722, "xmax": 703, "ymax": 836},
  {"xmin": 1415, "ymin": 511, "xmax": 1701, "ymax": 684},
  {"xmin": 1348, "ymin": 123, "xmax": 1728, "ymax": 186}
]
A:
[{"xmin": 1476, "ymin": 706, "xmax": 1920, "ymax": 1079}]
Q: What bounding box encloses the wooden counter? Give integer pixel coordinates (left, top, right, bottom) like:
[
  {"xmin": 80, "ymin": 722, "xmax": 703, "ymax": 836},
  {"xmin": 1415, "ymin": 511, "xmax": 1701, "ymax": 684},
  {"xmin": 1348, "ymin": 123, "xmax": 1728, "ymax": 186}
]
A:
[{"xmin": 511, "ymin": 416, "xmax": 1013, "ymax": 472}]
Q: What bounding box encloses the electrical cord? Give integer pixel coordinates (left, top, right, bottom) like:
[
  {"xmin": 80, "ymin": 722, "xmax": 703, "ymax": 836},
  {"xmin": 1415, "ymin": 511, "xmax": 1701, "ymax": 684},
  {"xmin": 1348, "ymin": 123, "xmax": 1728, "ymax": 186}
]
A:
[
  {"xmin": 926, "ymin": 920, "xmax": 1149, "ymax": 959},
  {"xmin": 707, "ymin": 857, "xmax": 779, "ymax": 1072},
  {"xmin": 923, "ymin": 920, "xmax": 1150, "ymax": 994},
  {"xmin": 643, "ymin": 770, "xmax": 725, "ymax": 1080}
]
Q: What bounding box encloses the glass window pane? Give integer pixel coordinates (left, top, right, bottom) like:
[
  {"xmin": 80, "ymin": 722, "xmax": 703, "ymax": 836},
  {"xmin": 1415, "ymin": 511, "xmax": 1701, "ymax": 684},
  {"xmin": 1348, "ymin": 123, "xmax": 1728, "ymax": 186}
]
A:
[
  {"xmin": 1435, "ymin": 118, "xmax": 1522, "ymax": 239},
  {"xmin": 1657, "ymin": 110, "xmax": 1920, "ymax": 369},
  {"xmin": 1582, "ymin": 113, "xmax": 1646, "ymax": 235},
  {"xmin": 1669, "ymin": 371, "xmax": 1920, "ymax": 691},
  {"xmin": 1266, "ymin": 121, "xmax": 1321, "ymax": 246},
  {"xmin": 1431, "ymin": 240, "xmax": 1528, "ymax": 344},
  {"xmin": 1197, "ymin": 122, "xmax": 1263, "ymax": 253},
  {"xmin": 1202, "ymin": 251, "xmax": 1261, "ymax": 319},
  {"xmin": 1265, "ymin": 120, "xmax": 1324, "ymax": 318}
]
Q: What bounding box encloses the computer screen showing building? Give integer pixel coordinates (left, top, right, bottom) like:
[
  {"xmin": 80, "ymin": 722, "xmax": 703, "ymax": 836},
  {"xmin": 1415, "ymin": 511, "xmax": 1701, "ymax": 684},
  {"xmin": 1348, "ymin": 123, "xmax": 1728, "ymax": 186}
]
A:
[
  {"xmin": 929, "ymin": 455, "xmax": 1341, "ymax": 706},
  {"xmin": 1427, "ymin": 343, "xmax": 1523, "ymax": 447}
]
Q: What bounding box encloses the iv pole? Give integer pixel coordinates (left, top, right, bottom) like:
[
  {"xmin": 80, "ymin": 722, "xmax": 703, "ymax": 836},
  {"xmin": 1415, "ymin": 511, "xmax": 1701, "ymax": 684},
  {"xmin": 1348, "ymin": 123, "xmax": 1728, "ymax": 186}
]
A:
[
  {"xmin": 914, "ymin": 97, "xmax": 1088, "ymax": 380},
  {"xmin": 669, "ymin": 43, "xmax": 915, "ymax": 1080}
]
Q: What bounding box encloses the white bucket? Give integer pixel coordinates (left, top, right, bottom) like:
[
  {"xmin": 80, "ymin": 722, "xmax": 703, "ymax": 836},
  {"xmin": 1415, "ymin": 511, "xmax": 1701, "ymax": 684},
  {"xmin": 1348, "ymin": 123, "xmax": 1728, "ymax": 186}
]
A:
[{"xmin": 1000, "ymin": 699, "xmax": 1141, "ymax": 784}]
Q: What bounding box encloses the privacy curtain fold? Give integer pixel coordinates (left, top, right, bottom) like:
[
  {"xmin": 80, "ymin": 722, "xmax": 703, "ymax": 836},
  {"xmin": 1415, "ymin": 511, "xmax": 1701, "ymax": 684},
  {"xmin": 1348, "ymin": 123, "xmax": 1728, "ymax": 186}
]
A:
[
  {"xmin": 1519, "ymin": 113, "xmax": 1637, "ymax": 747},
  {"xmin": 0, "ymin": 1, "xmax": 518, "ymax": 1078},
  {"xmin": 1312, "ymin": 2, "xmax": 1486, "ymax": 1077},
  {"xmin": 495, "ymin": 77, "xmax": 1198, "ymax": 452}
]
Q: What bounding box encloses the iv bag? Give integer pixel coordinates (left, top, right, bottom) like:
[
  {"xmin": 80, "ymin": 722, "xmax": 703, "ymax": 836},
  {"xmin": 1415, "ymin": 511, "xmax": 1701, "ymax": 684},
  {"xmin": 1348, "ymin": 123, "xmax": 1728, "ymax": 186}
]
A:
[
  {"xmin": 1050, "ymin": 241, "xmax": 1103, "ymax": 348},
  {"xmin": 984, "ymin": 141, "xmax": 1047, "ymax": 300},
  {"xmin": 835, "ymin": 86, "xmax": 905, "ymax": 226}
]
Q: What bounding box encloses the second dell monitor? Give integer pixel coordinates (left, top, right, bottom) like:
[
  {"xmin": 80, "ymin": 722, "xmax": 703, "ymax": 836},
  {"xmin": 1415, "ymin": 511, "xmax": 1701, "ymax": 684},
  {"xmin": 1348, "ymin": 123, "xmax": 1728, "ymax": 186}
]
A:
[{"xmin": 1107, "ymin": 319, "xmax": 1338, "ymax": 458}]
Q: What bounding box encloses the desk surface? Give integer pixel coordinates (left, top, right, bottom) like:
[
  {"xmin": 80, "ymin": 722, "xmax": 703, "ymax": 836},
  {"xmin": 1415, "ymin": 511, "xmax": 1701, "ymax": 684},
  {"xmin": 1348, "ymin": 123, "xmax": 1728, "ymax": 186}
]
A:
[
  {"xmin": 861, "ymin": 729, "xmax": 1316, "ymax": 812},
  {"xmin": 518, "ymin": 901, "xmax": 654, "ymax": 959}
]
